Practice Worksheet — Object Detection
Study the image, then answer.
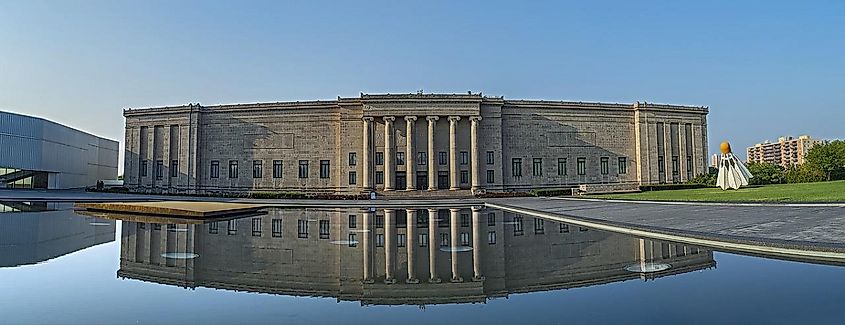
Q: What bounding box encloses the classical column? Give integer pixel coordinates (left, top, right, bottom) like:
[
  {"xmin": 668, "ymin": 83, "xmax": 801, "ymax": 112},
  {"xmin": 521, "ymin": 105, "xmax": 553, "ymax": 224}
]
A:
[
  {"xmin": 427, "ymin": 208, "xmax": 440, "ymax": 283},
  {"xmin": 405, "ymin": 116, "xmax": 417, "ymax": 191},
  {"xmin": 449, "ymin": 208, "xmax": 463, "ymax": 282},
  {"xmin": 448, "ymin": 116, "xmax": 461, "ymax": 190},
  {"xmin": 362, "ymin": 210, "xmax": 374, "ymax": 283},
  {"xmin": 406, "ymin": 209, "xmax": 419, "ymax": 283},
  {"xmin": 362, "ymin": 117, "xmax": 374, "ymax": 190},
  {"xmin": 383, "ymin": 116, "xmax": 396, "ymax": 191},
  {"xmin": 471, "ymin": 206, "xmax": 484, "ymax": 281},
  {"xmin": 469, "ymin": 116, "xmax": 482, "ymax": 193},
  {"xmin": 426, "ymin": 116, "xmax": 439, "ymax": 191},
  {"xmin": 384, "ymin": 209, "xmax": 396, "ymax": 283}
]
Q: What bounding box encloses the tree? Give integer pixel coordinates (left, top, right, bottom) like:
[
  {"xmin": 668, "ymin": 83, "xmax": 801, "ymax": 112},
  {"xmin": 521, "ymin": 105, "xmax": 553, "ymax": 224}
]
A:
[
  {"xmin": 805, "ymin": 140, "xmax": 845, "ymax": 181},
  {"xmin": 746, "ymin": 162, "xmax": 784, "ymax": 185},
  {"xmin": 784, "ymin": 164, "xmax": 826, "ymax": 183}
]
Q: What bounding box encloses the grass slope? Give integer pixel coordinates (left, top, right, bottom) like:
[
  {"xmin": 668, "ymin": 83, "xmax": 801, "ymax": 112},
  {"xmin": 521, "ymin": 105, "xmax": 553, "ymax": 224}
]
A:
[{"xmin": 590, "ymin": 180, "xmax": 845, "ymax": 203}]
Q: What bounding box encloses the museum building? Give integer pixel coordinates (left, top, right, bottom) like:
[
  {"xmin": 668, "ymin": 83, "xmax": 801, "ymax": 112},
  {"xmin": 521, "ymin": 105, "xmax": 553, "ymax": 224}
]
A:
[{"xmin": 122, "ymin": 93, "xmax": 709, "ymax": 195}]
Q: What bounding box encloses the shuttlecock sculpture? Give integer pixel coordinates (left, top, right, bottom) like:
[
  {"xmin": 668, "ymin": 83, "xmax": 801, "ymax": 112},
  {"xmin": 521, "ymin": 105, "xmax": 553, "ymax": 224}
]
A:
[{"xmin": 716, "ymin": 141, "xmax": 753, "ymax": 190}]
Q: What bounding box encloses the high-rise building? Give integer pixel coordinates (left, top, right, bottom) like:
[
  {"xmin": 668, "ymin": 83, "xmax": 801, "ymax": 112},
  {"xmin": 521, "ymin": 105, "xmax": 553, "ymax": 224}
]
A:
[
  {"xmin": 746, "ymin": 135, "xmax": 822, "ymax": 167},
  {"xmin": 710, "ymin": 154, "xmax": 720, "ymax": 167}
]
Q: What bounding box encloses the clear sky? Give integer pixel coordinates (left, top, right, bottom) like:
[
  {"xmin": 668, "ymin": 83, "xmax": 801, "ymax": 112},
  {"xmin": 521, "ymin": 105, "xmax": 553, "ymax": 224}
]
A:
[{"xmin": 2, "ymin": 0, "xmax": 843, "ymax": 174}]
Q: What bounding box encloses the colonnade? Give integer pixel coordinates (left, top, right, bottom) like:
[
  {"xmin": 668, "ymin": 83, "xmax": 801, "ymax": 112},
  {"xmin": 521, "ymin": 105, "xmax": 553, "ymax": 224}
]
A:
[
  {"xmin": 361, "ymin": 116, "xmax": 483, "ymax": 192},
  {"xmin": 361, "ymin": 207, "xmax": 485, "ymax": 284}
]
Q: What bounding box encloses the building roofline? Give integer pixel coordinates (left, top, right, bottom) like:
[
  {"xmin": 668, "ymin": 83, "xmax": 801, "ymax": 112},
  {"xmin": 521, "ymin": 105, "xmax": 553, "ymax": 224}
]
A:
[{"xmin": 0, "ymin": 110, "xmax": 119, "ymax": 144}]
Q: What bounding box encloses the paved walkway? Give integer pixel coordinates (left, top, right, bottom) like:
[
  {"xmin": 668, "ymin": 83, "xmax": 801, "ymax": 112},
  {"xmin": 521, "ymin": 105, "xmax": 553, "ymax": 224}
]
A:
[{"xmin": 487, "ymin": 197, "xmax": 845, "ymax": 261}]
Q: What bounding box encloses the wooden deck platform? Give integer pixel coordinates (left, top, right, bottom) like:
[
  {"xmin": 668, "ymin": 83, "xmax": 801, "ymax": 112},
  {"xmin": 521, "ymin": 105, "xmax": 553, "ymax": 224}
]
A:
[{"xmin": 75, "ymin": 201, "xmax": 265, "ymax": 218}]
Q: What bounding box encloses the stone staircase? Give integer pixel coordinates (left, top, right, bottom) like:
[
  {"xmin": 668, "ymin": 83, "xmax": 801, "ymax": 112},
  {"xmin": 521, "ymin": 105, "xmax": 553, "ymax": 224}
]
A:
[{"xmin": 375, "ymin": 189, "xmax": 475, "ymax": 199}]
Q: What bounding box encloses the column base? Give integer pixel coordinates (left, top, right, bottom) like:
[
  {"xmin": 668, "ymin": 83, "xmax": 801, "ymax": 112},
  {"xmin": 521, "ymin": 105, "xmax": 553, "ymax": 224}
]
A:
[
  {"xmin": 427, "ymin": 188, "xmax": 436, "ymax": 191},
  {"xmin": 405, "ymin": 278, "xmax": 420, "ymax": 284},
  {"xmin": 384, "ymin": 278, "xmax": 396, "ymax": 284},
  {"xmin": 471, "ymin": 188, "xmax": 485, "ymax": 195},
  {"xmin": 363, "ymin": 279, "xmax": 375, "ymax": 284},
  {"xmin": 383, "ymin": 188, "xmax": 394, "ymax": 192},
  {"xmin": 449, "ymin": 187, "xmax": 460, "ymax": 191},
  {"xmin": 428, "ymin": 277, "xmax": 442, "ymax": 284},
  {"xmin": 450, "ymin": 276, "xmax": 464, "ymax": 283},
  {"xmin": 472, "ymin": 275, "xmax": 485, "ymax": 282},
  {"xmin": 403, "ymin": 188, "xmax": 416, "ymax": 192}
]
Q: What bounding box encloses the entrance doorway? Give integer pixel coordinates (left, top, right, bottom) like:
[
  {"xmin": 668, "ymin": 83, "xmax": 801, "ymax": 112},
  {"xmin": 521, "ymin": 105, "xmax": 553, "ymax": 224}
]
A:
[
  {"xmin": 437, "ymin": 171, "xmax": 449, "ymax": 190},
  {"xmin": 395, "ymin": 172, "xmax": 407, "ymax": 190},
  {"xmin": 416, "ymin": 172, "xmax": 428, "ymax": 190}
]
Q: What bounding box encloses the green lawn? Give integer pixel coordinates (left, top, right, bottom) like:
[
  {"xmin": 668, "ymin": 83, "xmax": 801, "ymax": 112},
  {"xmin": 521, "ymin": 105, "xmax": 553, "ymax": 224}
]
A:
[{"xmin": 590, "ymin": 180, "xmax": 845, "ymax": 203}]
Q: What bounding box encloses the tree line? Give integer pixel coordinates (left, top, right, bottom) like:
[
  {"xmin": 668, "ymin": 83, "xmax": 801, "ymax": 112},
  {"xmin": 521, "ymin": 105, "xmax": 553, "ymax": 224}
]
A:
[{"xmin": 689, "ymin": 140, "xmax": 845, "ymax": 186}]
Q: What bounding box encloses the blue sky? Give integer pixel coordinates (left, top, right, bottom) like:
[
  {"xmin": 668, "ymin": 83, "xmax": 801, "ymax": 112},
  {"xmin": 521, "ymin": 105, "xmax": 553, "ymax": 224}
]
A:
[{"xmin": 2, "ymin": 0, "xmax": 843, "ymax": 173}]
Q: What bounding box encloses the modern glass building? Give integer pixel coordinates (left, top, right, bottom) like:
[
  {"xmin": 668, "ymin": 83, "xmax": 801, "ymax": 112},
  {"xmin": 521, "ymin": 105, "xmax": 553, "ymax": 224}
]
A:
[{"xmin": 0, "ymin": 110, "xmax": 119, "ymax": 189}]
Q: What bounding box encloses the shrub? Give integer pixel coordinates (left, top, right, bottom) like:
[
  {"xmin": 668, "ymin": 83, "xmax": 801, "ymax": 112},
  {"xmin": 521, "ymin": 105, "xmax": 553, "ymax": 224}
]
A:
[
  {"xmin": 639, "ymin": 184, "xmax": 709, "ymax": 191},
  {"xmin": 784, "ymin": 164, "xmax": 826, "ymax": 183},
  {"xmin": 746, "ymin": 162, "xmax": 785, "ymax": 185},
  {"xmin": 531, "ymin": 188, "xmax": 573, "ymax": 197},
  {"xmin": 687, "ymin": 173, "xmax": 716, "ymax": 186}
]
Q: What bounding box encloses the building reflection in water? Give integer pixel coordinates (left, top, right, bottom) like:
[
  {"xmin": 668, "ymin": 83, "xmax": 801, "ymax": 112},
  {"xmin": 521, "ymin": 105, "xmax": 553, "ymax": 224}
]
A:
[
  {"xmin": 0, "ymin": 202, "xmax": 116, "ymax": 267},
  {"xmin": 118, "ymin": 206, "xmax": 715, "ymax": 306}
]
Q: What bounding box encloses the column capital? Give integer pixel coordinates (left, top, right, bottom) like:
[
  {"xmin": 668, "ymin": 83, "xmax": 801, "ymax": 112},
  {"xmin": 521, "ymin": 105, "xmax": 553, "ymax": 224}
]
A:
[
  {"xmin": 469, "ymin": 115, "xmax": 482, "ymax": 122},
  {"xmin": 383, "ymin": 208, "xmax": 395, "ymax": 213},
  {"xmin": 449, "ymin": 208, "xmax": 462, "ymax": 212},
  {"xmin": 404, "ymin": 116, "xmax": 417, "ymax": 122},
  {"xmin": 471, "ymin": 206, "xmax": 484, "ymax": 212},
  {"xmin": 383, "ymin": 116, "xmax": 395, "ymax": 123},
  {"xmin": 363, "ymin": 117, "xmax": 374, "ymax": 122},
  {"xmin": 426, "ymin": 116, "xmax": 439, "ymax": 122},
  {"xmin": 448, "ymin": 116, "xmax": 461, "ymax": 122}
]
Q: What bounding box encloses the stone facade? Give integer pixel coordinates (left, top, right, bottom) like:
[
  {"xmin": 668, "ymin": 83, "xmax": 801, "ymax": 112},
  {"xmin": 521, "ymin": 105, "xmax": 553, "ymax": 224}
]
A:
[
  {"xmin": 122, "ymin": 93, "xmax": 709, "ymax": 195},
  {"xmin": 118, "ymin": 207, "xmax": 715, "ymax": 305}
]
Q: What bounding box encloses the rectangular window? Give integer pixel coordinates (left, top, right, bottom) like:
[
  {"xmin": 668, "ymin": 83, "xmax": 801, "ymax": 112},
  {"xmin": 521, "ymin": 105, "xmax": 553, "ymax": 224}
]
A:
[
  {"xmin": 687, "ymin": 156, "xmax": 693, "ymax": 179},
  {"xmin": 533, "ymin": 158, "xmax": 543, "ymax": 176},
  {"xmin": 348, "ymin": 152, "xmax": 357, "ymax": 166},
  {"xmin": 376, "ymin": 234, "xmax": 385, "ymax": 247},
  {"xmin": 440, "ymin": 233, "xmax": 449, "ymax": 247},
  {"xmin": 438, "ymin": 152, "xmax": 448, "ymax": 165},
  {"xmin": 560, "ymin": 223, "xmax": 570, "ymax": 233},
  {"xmin": 658, "ymin": 156, "xmax": 665, "ymax": 173},
  {"xmin": 209, "ymin": 161, "xmax": 218, "ymax": 178},
  {"xmin": 298, "ymin": 160, "xmax": 309, "ymax": 178},
  {"xmin": 397, "ymin": 234, "xmax": 406, "ymax": 247},
  {"xmin": 297, "ymin": 220, "xmax": 308, "ymax": 238},
  {"xmin": 251, "ymin": 218, "xmax": 262, "ymax": 236},
  {"xmin": 375, "ymin": 152, "xmax": 384, "ymax": 166},
  {"xmin": 417, "ymin": 211, "xmax": 427, "ymax": 227},
  {"xmin": 460, "ymin": 170, "xmax": 469, "ymax": 184},
  {"xmin": 348, "ymin": 215, "xmax": 357, "ymax": 228},
  {"xmin": 513, "ymin": 216, "xmax": 524, "ymax": 236},
  {"xmin": 375, "ymin": 215, "xmax": 384, "ymax": 228},
  {"xmin": 600, "ymin": 157, "xmax": 609, "ymax": 175},
  {"xmin": 418, "ymin": 152, "xmax": 427, "ymax": 165},
  {"xmin": 460, "ymin": 213, "xmax": 470, "ymax": 227},
  {"xmin": 208, "ymin": 222, "xmax": 218, "ymax": 234},
  {"xmin": 672, "ymin": 156, "xmax": 680, "ymax": 176},
  {"xmin": 557, "ymin": 158, "xmax": 567, "ymax": 176},
  {"xmin": 319, "ymin": 220, "xmax": 329, "ymax": 239},
  {"xmin": 140, "ymin": 160, "xmax": 148, "ymax": 177},
  {"xmin": 348, "ymin": 233, "xmax": 357, "ymax": 247},
  {"xmin": 348, "ymin": 171, "xmax": 357, "ymax": 185},
  {"xmin": 460, "ymin": 151, "xmax": 469, "ymax": 165},
  {"xmin": 512, "ymin": 158, "xmax": 522, "ymax": 177},
  {"xmin": 488, "ymin": 231, "xmax": 497, "ymax": 245},
  {"xmin": 460, "ymin": 232, "xmax": 470, "ymax": 246},
  {"xmin": 577, "ymin": 157, "xmax": 586, "ymax": 175},
  {"xmin": 170, "ymin": 160, "xmax": 178, "ymax": 177},
  {"xmin": 272, "ymin": 219, "xmax": 283, "ymax": 237},
  {"xmin": 154, "ymin": 224, "xmax": 161, "ymax": 230},
  {"xmin": 227, "ymin": 220, "xmax": 237, "ymax": 235},
  {"xmin": 487, "ymin": 212, "xmax": 496, "ymax": 226},
  {"xmin": 228, "ymin": 160, "xmax": 238, "ymax": 178},
  {"xmin": 486, "ymin": 170, "xmax": 495, "ymax": 183},
  {"xmin": 375, "ymin": 171, "xmax": 384, "ymax": 184},
  {"xmin": 396, "ymin": 152, "xmax": 405, "ymax": 165},
  {"xmin": 253, "ymin": 160, "xmax": 263, "ymax": 178},
  {"xmin": 419, "ymin": 233, "xmax": 428, "ymax": 247},
  {"xmin": 320, "ymin": 160, "xmax": 330, "ymax": 179},
  {"xmin": 534, "ymin": 218, "xmax": 545, "ymax": 234},
  {"xmin": 273, "ymin": 160, "xmax": 283, "ymax": 178},
  {"xmin": 155, "ymin": 160, "xmax": 164, "ymax": 180},
  {"xmin": 618, "ymin": 157, "xmax": 627, "ymax": 174},
  {"xmin": 486, "ymin": 151, "xmax": 494, "ymax": 165}
]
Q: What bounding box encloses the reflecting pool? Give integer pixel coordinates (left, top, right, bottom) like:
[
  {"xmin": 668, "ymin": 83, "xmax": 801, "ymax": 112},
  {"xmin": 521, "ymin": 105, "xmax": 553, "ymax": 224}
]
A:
[{"xmin": 2, "ymin": 203, "xmax": 845, "ymax": 324}]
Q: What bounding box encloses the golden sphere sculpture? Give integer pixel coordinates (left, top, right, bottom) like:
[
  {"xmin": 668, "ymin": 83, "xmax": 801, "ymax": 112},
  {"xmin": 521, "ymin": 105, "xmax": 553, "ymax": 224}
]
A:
[{"xmin": 720, "ymin": 141, "xmax": 732, "ymax": 154}]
